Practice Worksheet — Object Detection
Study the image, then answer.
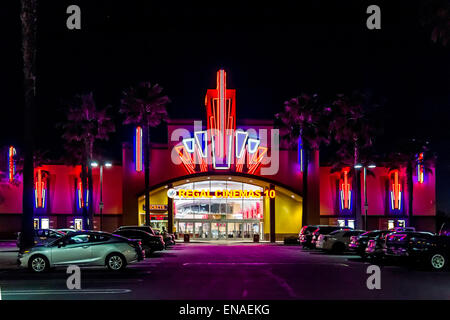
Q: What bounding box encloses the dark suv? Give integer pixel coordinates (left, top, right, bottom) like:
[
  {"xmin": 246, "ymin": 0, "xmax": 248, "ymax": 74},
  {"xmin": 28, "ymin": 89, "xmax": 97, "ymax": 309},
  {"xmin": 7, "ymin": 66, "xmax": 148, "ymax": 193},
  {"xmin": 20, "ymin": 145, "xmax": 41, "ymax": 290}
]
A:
[
  {"xmin": 310, "ymin": 226, "xmax": 353, "ymax": 249},
  {"xmin": 384, "ymin": 231, "xmax": 449, "ymax": 271},
  {"xmin": 114, "ymin": 229, "xmax": 165, "ymax": 255},
  {"xmin": 115, "ymin": 225, "xmax": 174, "ymax": 247}
]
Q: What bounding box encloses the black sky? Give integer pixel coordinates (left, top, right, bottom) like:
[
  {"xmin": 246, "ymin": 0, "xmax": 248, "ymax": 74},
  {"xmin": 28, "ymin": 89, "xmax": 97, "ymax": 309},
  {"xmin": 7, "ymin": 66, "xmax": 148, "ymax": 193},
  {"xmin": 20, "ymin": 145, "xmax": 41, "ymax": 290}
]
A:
[{"xmin": 0, "ymin": 1, "xmax": 449, "ymax": 212}]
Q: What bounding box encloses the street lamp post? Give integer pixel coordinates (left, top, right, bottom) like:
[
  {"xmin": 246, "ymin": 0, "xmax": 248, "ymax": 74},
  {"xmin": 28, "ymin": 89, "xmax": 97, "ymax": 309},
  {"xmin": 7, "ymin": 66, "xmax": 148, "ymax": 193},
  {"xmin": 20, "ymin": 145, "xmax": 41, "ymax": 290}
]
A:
[
  {"xmin": 91, "ymin": 161, "xmax": 112, "ymax": 231},
  {"xmin": 354, "ymin": 163, "xmax": 376, "ymax": 231}
]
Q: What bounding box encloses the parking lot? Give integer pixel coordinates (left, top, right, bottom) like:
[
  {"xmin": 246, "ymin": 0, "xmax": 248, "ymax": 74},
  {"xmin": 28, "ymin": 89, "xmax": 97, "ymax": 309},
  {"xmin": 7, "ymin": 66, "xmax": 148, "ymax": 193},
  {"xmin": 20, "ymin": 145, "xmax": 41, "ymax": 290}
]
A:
[{"xmin": 0, "ymin": 242, "xmax": 449, "ymax": 300}]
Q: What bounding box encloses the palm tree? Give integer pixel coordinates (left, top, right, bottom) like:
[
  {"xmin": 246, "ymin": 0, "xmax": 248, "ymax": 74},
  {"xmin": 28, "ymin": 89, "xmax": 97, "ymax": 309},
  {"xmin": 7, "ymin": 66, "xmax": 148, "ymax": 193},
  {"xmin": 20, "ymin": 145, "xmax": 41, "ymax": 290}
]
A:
[
  {"xmin": 386, "ymin": 138, "xmax": 435, "ymax": 223},
  {"xmin": 420, "ymin": 0, "xmax": 450, "ymax": 46},
  {"xmin": 276, "ymin": 93, "xmax": 330, "ymax": 225},
  {"xmin": 60, "ymin": 93, "xmax": 115, "ymax": 230},
  {"xmin": 329, "ymin": 92, "xmax": 376, "ymax": 229},
  {"xmin": 120, "ymin": 82, "xmax": 170, "ymax": 227},
  {"xmin": 19, "ymin": 0, "xmax": 38, "ymax": 249}
]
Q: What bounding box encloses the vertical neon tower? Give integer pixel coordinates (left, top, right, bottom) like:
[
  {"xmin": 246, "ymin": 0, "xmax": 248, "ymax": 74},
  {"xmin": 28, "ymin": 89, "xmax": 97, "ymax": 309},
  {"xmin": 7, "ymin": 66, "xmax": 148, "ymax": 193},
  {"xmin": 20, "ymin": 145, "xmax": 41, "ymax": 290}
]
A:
[
  {"xmin": 135, "ymin": 126, "xmax": 143, "ymax": 172},
  {"xmin": 77, "ymin": 179, "xmax": 88, "ymax": 209},
  {"xmin": 390, "ymin": 170, "xmax": 402, "ymax": 211},
  {"xmin": 35, "ymin": 169, "xmax": 46, "ymax": 209},
  {"xmin": 205, "ymin": 69, "xmax": 236, "ymax": 169},
  {"xmin": 8, "ymin": 146, "xmax": 16, "ymax": 182},
  {"xmin": 417, "ymin": 152, "xmax": 424, "ymax": 183},
  {"xmin": 339, "ymin": 167, "xmax": 352, "ymax": 211}
]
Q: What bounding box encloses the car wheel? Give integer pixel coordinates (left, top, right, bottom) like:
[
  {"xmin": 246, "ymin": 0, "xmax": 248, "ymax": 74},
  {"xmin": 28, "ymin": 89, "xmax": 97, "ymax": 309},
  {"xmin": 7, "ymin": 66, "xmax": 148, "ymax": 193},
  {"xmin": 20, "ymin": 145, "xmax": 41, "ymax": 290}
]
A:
[
  {"xmin": 429, "ymin": 252, "xmax": 447, "ymax": 271},
  {"xmin": 106, "ymin": 253, "xmax": 126, "ymax": 271},
  {"xmin": 28, "ymin": 255, "xmax": 49, "ymax": 273}
]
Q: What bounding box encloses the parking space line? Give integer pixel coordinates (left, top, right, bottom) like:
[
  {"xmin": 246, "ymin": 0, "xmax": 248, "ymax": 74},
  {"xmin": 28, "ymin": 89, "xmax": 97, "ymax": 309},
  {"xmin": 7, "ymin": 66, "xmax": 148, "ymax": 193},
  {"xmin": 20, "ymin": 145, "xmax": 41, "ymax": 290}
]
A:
[
  {"xmin": 1, "ymin": 288, "xmax": 132, "ymax": 296},
  {"xmin": 182, "ymin": 262, "xmax": 350, "ymax": 267}
]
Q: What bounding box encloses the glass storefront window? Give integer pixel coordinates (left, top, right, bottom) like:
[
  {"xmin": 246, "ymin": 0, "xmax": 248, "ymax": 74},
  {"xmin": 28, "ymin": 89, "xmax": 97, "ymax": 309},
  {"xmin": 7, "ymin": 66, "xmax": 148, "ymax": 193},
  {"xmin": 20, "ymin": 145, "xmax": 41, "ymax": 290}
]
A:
[{"xmin": 347, "ymin": 219, "xmax": 355, "ymax": 229}]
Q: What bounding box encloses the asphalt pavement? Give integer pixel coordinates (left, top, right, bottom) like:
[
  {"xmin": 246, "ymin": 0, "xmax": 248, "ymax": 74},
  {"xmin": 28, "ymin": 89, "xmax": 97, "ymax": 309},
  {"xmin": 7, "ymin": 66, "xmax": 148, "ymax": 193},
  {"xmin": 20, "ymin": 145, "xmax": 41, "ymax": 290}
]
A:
[{"xmin": 0, "ymin": 242, "xmax": 449, "ymax": 300}]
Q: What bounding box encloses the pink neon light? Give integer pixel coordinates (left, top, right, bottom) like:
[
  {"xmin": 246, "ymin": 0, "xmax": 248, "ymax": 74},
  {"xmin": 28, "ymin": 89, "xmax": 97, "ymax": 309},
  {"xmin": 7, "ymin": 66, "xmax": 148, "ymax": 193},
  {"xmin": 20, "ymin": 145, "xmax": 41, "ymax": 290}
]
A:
[{"xmin": 135, "ymin": 126, "xmax": 143, "ymax": 172}]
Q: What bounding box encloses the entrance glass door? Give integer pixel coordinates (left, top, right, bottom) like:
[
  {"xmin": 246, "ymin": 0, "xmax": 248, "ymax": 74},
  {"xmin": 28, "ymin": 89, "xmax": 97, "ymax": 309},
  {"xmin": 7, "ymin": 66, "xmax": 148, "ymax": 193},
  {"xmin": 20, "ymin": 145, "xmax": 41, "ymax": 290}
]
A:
[
  {"xmin": 211, "ymin": 223, "xmax": 226, "ymax": 239},
  {"xmin": 195, "ymin": 222, "xmax": 211, "ymax": 239}
]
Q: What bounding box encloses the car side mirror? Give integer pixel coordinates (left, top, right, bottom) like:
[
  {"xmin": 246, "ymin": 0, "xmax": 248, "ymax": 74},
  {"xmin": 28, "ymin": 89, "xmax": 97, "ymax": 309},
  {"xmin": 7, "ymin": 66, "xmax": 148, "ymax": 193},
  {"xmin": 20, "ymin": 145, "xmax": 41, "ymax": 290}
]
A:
[{"xmin": 57, "ymin": 241, "xmax": 65, "ymax": 248}]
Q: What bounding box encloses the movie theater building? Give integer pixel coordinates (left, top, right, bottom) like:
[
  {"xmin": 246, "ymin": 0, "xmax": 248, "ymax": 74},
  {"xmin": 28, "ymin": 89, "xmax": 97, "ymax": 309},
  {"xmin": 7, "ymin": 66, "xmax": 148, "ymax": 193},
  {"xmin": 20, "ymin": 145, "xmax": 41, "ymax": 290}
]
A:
[{"xmin": 0, "ymin": 70, "xmax": 437, "ymax": 240}]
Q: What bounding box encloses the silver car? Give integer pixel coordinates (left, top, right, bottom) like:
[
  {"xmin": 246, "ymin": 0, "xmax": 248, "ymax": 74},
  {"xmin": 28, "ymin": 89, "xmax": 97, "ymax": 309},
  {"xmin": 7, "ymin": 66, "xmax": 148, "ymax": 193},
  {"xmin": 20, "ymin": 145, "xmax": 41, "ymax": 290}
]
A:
[
  {"xmin": 18, "ymin": 231, "xmax": 145, "ymax": 273},
  {"xmin": 316, "ymin": 230, "xmax": 366, "ymax": 253}
]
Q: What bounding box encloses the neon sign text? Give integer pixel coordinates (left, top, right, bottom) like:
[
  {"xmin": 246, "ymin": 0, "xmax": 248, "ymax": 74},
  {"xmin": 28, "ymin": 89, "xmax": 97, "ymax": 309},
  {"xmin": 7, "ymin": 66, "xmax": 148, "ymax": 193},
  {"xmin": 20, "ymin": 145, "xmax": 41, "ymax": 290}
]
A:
[{"xmin": 175, "ymin": 189, "xmax": 276, "ymax": 199}]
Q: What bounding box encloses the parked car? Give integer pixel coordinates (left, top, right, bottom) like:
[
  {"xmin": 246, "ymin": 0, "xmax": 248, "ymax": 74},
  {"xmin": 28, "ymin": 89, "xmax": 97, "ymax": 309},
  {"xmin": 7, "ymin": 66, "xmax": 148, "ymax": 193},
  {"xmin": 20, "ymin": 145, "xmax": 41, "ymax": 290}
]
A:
[
  {"xmin": 384, "ymin": 231, "xmax": 449, "ymax": 271},
  {"xmin": 310, "ymin": 226, "xmax": 353, "ymax": 248},
  {"xmin": 153, "ymin": 228, "xmax": 176, "ymax": 246},
  {"xmin": 349, "ymin": 230, "xmax": 391, "ymax": 257},
  {"xmin": 113, "ymin": 229, "xmax": 165, "ymax": 255},
  {"xmin": 18, "ymin": 231, "xmax": 144, "ymax": 273},
  {"xmin": 299, "ymin": 225, "xmax": 322, "ymax": 249},
  {"xmin": 390, "ymin": 227, "xmax": 416, "ymax": 232},
  {"xmin": 115, "ymin": 225, "xmax": 172, "ymax": 247},
  {"xmin": 17, "ymin": 229, "xmax": 65, "ymax": 249},
  {"xmin": 439, "ymin": 222, "xmax": 450, "ymax": 236},
  {"xmin": 365, "ymin": 231, "xmax": 393, "ymax": 261},
  {"xmin": 316, "ymin": 230, "xmax": 365, "ymax": 253},
  {"xmin": 56, "ymin": 228, "xmax": 79, "ymax": 235}
]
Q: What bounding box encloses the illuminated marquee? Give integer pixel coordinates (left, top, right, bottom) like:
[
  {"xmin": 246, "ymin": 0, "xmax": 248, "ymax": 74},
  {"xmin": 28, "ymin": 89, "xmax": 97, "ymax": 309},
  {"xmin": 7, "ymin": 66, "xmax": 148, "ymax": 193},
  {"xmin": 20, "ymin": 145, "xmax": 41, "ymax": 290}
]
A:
[
  {"xmin": 339, "ymin": 167, "xmax": 352, "ymax": 212},
  {"xmin": 389, "ymin": 169, "xmax": 402, "ymax": 211},
  {"xmin": 35, "ymin": 169, "xmax": 47, "ymax": 209},
  {"xmin": 175, "ymin": 189, "xmax": 275, "ymax": 199},
  {"xmin": 176, "ymin": 69, "xmax": 266, "ymax": 175}
]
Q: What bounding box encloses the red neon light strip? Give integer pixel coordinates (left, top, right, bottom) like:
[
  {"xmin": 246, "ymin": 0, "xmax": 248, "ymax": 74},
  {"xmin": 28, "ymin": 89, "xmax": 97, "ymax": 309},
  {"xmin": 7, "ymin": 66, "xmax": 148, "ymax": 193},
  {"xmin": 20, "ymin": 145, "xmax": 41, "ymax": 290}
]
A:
[
  {"xmin": 8, "ymin": 146, "xmax": 15, "ymax": 182},
  {"xmin": 247, "ymin": 146, "xmax": 268, "ymax": 174},
  {"xmin": 175, "ymin": 145, "xmax": 196, "ymax": 174}
]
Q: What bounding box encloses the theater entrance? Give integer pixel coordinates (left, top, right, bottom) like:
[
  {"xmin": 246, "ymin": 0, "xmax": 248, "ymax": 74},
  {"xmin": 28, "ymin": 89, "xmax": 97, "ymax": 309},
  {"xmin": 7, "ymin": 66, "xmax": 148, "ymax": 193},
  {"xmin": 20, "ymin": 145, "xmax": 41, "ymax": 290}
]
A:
[{"xmin": 176, "ymin": 220, "xmax": 263, "ymax": 240}]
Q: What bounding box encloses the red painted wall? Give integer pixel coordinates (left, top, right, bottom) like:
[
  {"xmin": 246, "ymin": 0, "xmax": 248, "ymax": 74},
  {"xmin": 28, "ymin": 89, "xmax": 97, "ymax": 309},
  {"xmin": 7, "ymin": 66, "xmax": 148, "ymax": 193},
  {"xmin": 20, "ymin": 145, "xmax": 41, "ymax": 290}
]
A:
[
  {"xmin": 319, "ymin": 165, "xmax": 436, "ymax": 217},
  {"xmin": 0, "ymin": 165, "xmax": 123, "ymax": 216}
]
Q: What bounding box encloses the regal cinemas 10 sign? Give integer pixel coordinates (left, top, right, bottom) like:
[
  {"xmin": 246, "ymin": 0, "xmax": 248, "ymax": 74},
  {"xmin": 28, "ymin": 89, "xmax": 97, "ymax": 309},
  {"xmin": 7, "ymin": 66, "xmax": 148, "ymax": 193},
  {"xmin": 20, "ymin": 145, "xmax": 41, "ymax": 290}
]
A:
[{"xmin": 167, "ymin": 188, "xmax": 276, "ymax": 199}]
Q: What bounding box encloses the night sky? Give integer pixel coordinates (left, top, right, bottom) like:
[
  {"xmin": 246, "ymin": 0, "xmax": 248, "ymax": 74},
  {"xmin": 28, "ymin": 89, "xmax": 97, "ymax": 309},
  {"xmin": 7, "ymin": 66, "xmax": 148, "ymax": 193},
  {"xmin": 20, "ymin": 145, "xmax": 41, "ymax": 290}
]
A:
[{"xmin": 0, "ymin": 1, "xmax": 449, "ymax": 212}]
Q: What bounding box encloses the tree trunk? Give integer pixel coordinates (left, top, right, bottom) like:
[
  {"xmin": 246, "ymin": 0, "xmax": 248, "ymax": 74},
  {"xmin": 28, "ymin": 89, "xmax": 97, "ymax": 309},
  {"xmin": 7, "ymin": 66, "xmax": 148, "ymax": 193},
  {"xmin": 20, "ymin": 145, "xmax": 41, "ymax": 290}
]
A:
[
  {"xmin": 353, "ymin": 143, "xmax": 363, "ymax": 229},
  {"xmin": 354, "ymin": 169, "xmax": 362, "ymax": 229},
  {"xmin": 144, "ymin": 125, "xmax": 151, "ymax": 226},
  {"xmin": 20, "ymin": 0, "xmax": 37, "ymax": 249},
  {"xmin": 87, "ymin": 162, "xmax": 94, "ymax": 230},
  {"xmin": 407, "ymin": 161, "xmax": 414, "ymax": 226}
]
